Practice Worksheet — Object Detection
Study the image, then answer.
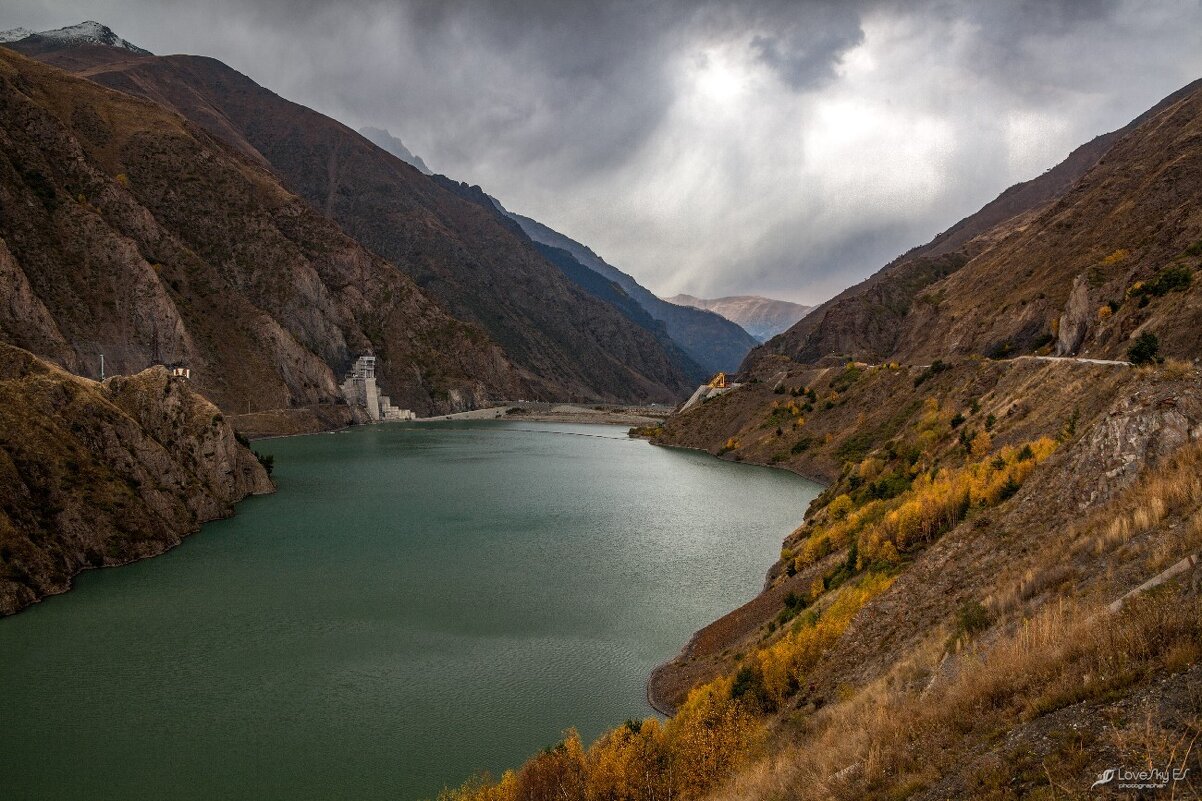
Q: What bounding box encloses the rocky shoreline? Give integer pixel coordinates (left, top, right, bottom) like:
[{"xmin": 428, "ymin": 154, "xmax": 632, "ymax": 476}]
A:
[
  {"xmin": 0, "ymin": 346, "xmax": 275, "ymax": 616},
  {"xmin": 416, "ymin": 402, "xmax": 671, "ymax": 427}
]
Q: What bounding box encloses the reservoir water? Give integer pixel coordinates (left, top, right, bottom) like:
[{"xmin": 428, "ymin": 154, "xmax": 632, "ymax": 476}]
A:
[{"xmin": 0, "ymin": 421, "xmax": 820, "ymax": 800}]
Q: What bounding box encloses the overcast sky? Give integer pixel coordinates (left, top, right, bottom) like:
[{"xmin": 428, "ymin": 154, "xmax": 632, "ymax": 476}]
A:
[{"xmin": 6, "ymin": 1, "xmax": 1202, "ymax": 304}]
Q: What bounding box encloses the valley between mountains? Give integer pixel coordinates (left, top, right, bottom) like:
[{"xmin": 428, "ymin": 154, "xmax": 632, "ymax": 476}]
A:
[{"xmin": 2, "ymin": 18, "xmax": 1202, "ymax": 801}]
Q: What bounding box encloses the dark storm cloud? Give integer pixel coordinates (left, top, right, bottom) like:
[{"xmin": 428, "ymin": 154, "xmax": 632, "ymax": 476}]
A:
[
  {"xmin": 5, "ymin": 1, "xmax": 1201, "ymax": 303},
  {"xmin": 748, "ymin": 4, "xmax": 865, "ymax": 91}
]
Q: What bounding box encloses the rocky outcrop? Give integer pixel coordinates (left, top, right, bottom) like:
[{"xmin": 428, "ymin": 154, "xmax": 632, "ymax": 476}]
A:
[
  {"xmin": 0, "ymin": 343, "xmax": 273, "ymax": 615},
  {"xmin": 1054, "ymin": 274, "xmax": 1093, "ymax": 355},
  {"xmin": 1060, "ymin": 382, "xmax": 1202, "ymax": 507}
]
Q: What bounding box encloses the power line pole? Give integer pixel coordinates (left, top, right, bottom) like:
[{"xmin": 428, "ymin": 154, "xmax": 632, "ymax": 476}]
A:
[{"xmin": 100, "ymin": 353, "xmax": 105, "ymax": 381}]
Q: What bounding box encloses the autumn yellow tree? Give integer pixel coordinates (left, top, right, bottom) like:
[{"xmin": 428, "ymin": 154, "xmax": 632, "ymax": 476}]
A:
[{"xmin": 512, "ymin": 730, "xmax": 587, "ymax": 801}]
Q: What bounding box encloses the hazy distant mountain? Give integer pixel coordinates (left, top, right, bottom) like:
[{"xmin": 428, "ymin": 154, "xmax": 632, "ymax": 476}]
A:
[
  {"xmin": 0, "ymin": 21, "xmax": 151, "ymax": 55},
  {"xmin": 666, "ymin": 294, "xmax": 811, "ymax": 342},
  {"xmin": 500, "ymin": 210, "xmax": 759, "ymax": 374},
  {"xmin": 358, "ymin": 126, "xmax": 431, "ymax": 174}
]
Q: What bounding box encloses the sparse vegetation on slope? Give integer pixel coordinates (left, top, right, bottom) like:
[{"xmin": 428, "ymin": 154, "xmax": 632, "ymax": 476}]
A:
[{"xmin": 442, "ymin": 354, "xmax": 1201, "ymax": 798}]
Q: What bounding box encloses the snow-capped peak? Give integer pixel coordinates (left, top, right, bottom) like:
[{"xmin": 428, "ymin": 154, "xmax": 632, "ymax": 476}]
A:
[
  {"xmin": 0, "ymin": 21, "xmax": 152, "ymax": 55},
  {"xmin": 0, "ymin": 27, "xmax": 36, "ymax": 43}
]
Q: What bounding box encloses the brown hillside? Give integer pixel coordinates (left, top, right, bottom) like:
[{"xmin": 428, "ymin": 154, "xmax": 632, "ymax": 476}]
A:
[
  {"xmin": 0, "ymin": 342, "xmax": 273, "ymax": 615},
  {"xmin": 645, "ymin": 357, "xmax": 1179, "ymax": 708},
  {"xmin": 12, "ymin": 41, "xmax": 696, "ymax": 403},
  {"xmin": 894, "ymin": 83, "xmax": 1202, "ymax": 363},
  {"xmin": 755, "ymin": 78, "xmax": 1202, "ymax": 368},
  {"xmin": 0, "ymin": 46, "xmax": 524, "ymax": 416}
]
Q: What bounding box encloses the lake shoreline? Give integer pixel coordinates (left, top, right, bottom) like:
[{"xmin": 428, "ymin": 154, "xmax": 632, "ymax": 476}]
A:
[
  {"xmin": 640, "ymin": 438, "xmax": 831, "ymax": 715},
  {"xmin": 2, "ymin": 421, "xmax": 818, "ymax": 800},
  {"xmin": 415, "ymin": 402, "xmax": 670, "ymax": 427},
  {"xmin": 242, "ymin": 402, "xmax": 670, "ymax": 440}
]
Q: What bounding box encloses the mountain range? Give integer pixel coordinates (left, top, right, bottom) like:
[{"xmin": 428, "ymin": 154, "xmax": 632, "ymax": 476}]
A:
[
  {"xmin": 0, "ymin": 42, "xmax": 526, "ymax": 419},
  {"xmin": 5, "ymin": 18, "xmax": 1202, "ymax": 798},
  {"xmin": 0, "ymin": 20, "xmax": 150, "ymax": 55},
  {"xmin": 0, "ymin": 22, "xmax": 764, "ymax": 421},
  {"xmin": 357, "ymin": 124, "xmax": 761, "ymax": 374},
  {"xmin": 500, "ymin": 208, "xmax": 760, "ymax": 373}
]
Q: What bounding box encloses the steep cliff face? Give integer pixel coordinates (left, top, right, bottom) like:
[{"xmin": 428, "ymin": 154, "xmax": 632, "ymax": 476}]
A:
[
  {"xmin": 12, "ymin": 41, "xmax": 693, "ymax": 403},
  {"xmin": 0, "ymin": 343, "xmax": 273, "ymax": 615},
  {"xmin": 0, "ymin": 47, "xmax": 522, "ymax": 417}
]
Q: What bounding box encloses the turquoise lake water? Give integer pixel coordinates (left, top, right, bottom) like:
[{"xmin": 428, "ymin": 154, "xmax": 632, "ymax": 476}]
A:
[{"xmin": 0, "ymin": 421, "xmax": 820, "ymax": 800}]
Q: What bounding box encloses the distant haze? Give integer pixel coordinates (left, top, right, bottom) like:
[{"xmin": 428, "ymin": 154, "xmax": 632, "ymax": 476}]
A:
[
  {"xmin": 667, "ymin": 294, "xmax": 811, "ymax": 342},
  {"xmin": 6, "ymin": 1, "xmax": 1201, "ymax": 304},
  {"xmin": 358, "ymin": 126, "xmax": 431, "ymax": 174}
]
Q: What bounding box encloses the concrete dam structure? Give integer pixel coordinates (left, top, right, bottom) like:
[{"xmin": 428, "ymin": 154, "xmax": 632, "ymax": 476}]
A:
[{"xmin": 340, "ymin": 355, "xmax": 415, "ymax": 422}]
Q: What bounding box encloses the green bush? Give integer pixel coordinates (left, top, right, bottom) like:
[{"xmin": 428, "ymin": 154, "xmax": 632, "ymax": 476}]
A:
[
  {"xmin": 914, "ymin": 359, "xmax": 950, "ymax": 387},
  {"xmin": 1146, "ymin": 264, "xmax": 1193, "ymax": 295},
  {"xmin": 1131, "ymin": 265, "xmax": 1193, "ymax": 299},
  {"xmin": 997, "ymin": 476, "xmax": 1022, "ymax": 501},
  {"xmin": 955, "ymin": 600, "xmax": 992, "ymax": 637},
  {"xmin": 866, "ymin": 472, "xmax": 911, "ymax": 501},
  {"xmin": 837, "ymin": 431, "xmax": 876, "ymax": 462},
  {"xmin": 1128, "ymin": 332, "xmax": 1162, "ymax": 365},
  {"xmin": 253, "ymin": 451, "xmax": 275, "ymax": 476},
  {"xmin": 791, "ymin": 436, "xmax": 814, "ymax": 454},
  {"xmin": 730, "ymin": 665, "xmax": 775, "ymax": 711}
]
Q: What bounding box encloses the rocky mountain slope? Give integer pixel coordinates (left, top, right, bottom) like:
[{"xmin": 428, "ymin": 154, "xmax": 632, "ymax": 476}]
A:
[
  {"xmin": 444, "ymin": 350, "xmax": 1202, "ymax": 798},
  {"xmin": 0, "ymin": 46, "xmax": 524, "ymax": 418},
  {"xmin": 757, "ymin": 77, "xmax": 1202, "ymax": 369},
  {"xmin": 666, "ymin": 293, "xmax": 811, "ymax": 342},
  {"xmin": 503, "ymin": 209, "xmax": 760, "ymax": 374},
  {"xmin": 7, "ymin": 32, "xmax": 694, "ymax": 403},
  {"xmin": 428, "ymin": 176, "xmax": 709, "ymax": 384},
  {"xmin": 0, "ymin": 342, "xmax": 273, "ymax": 615}
]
